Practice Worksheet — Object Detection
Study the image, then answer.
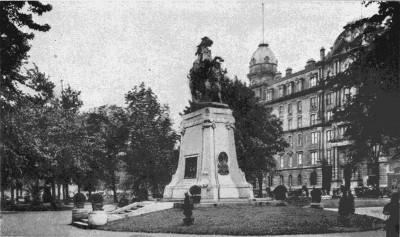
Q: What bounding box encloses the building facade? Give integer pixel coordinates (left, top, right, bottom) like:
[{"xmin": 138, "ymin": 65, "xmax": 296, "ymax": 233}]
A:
[{"xmin": 247, "ymin": 29, "xmax": 399, "ymax": 192}]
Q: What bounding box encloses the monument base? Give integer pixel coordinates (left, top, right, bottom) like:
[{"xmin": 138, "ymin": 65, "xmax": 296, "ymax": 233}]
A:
[{"xmin": 163, "ymin": 107, "xmax": 254, "ymax": 202}]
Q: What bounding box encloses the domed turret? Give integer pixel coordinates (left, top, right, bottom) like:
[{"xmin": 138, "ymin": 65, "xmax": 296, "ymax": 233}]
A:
[{"xmin": 248, "ymin": 43, "xmax": 278, "ymax": 76}]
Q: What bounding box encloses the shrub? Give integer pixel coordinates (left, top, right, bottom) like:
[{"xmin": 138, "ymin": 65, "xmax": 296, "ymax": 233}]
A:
[
  {"xmin": 311, "ymin": 188, "xmax": 322, "ymax": 203},
  {"xmin": 42, "ymin": 187, "xmax": 52, "ymax": 203},
  {"xmin": 73, "ymin": 193, "xmax": 86, "ymax": 203},
  {"xmin": 189, "ymin": 185, "xmax": 201, "ymax": 195},
  {"xmin": 273, "ymin": 185, "xmax": 287, "ymax": 201},
  {"xmin": 90, "ymin": 193, "xmax": 103, "ymax": 203},
  {"xmin": 118, "ymin": 197, "xmax": 129, "ymax": 208},
  {"xmin": 285, "ymin": 196, "xmax": 311, "ymax": 207}
]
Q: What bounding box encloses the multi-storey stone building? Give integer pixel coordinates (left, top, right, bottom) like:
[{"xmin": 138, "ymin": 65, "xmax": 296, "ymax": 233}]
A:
[{"xmin": 247, "ymin": 29, "xmax": 400, "ymax": 192}]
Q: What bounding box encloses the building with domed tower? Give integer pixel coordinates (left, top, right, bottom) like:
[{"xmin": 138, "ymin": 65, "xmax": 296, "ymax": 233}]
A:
[{"xmin": 247, "ymin": 29, "xmax": 400, "ymax": 194}]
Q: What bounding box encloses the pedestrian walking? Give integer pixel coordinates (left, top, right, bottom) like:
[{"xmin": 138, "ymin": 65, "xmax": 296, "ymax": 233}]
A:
[{"xmin": 383, "ymin": 192, "xmax": 399, "ymax": 237}]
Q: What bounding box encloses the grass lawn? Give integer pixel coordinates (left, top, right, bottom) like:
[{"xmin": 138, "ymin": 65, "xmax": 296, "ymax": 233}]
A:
[
  {"xmin": 322, "ymin": 198, "xmax": 390, "ymax": 208},
  {"xmin": 99, "ymin": 205, "xmax": 384, "ymax": 235}
]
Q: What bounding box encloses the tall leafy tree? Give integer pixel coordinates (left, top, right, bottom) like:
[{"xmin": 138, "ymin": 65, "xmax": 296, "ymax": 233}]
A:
[
  {"xmin": 86, "ymin": 105, "xmax": 129, "ymax": 202},
  {"xmin": 327, "ymin": 2, "xmax": 400, "ymax": 188},
  {"xmin": 1, "ymin": 1, "xmax": 52, "ymax": 109},
  {"xmin": 125, "ymin": 83, "xmax": 179, "ymax": 198}
]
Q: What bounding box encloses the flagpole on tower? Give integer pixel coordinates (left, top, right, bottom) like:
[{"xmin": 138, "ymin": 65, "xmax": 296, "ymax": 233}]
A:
[{"xmin": 262, "ymin": 3, "xmax": 265, "ymax": 44}]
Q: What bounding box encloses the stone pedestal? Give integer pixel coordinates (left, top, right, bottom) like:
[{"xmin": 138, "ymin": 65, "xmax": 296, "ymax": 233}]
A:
[{"xmin": 163, "ymin": 107, "xmax": 254, "ymax": 202}]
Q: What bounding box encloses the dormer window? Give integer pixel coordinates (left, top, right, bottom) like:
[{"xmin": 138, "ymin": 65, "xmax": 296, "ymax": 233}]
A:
[
  {"xmin": 296, "ymin": 79, "xmax": 303, "ymax": 92},
  {"xmin": 287, "ymin": 82, "xmax": 293, "ymax": 95},
  {"xmin": 264, "ymin": 56, "xmax": 269, "ymax": 63},
  {"xmin": 310, "ymin": 77, "xmax": 317, "ymax": 87}
]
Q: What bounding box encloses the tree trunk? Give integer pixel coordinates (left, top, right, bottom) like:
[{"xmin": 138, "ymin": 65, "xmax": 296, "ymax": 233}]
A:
[
  {"xmin": 57, "ymin": 183, "xmax": 61, "ymax": 200},
  {"xmin": 78, "ymin": 185, "xmax": 81, "ymax": 193},
  {"xmin": 10, "ymin": 185, "xmax": 14, "ymax": 200},
  {"xmin": 51, "ymin": 181, "xmax": 56, "ymax": 198},
  {"xmin": 1, "ymin": 186, "xmax": 5, "ymax": 200},
  {"xmin": 62, "ymin": 184, "xmax": 66, "ymax": 200},
  {"xmin": 257, "ymin": 173, "xmax": 264, "ymax": 198},
  {"xmin": 112, "ymin": 174, "xmax": 118, "ymax": 203},
  {"xmin": 65, "ymin": 183, "xmax": 70, "ymax": 204},
  {"xmin": 375, "ymin": 160, "xmax": 380, "ymax": 188},
  {"xmin": 343, "ymin": 165, "xmax": 352, "ymax": 192}
]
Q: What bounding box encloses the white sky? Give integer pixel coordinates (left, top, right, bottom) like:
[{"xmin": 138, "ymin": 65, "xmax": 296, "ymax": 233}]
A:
[{"xmin": 27, "ymin": 1, "xmax": 378, "ymax": 128}]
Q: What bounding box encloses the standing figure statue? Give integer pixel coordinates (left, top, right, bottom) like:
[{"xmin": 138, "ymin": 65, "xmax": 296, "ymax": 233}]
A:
[{"xmin": 188, "ymin": 37, "xmax": 224, "ymax": 104}]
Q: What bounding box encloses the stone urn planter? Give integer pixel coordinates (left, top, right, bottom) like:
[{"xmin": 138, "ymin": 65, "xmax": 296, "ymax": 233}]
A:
[
  {"xmin": 88, "ymin": 193, "xmax": 107, "ymax": 227},
  {"xmin": 189, "ymin": 185, "xmax": 201, "ymax": 204},
  {"xmin": 72, "ymin": 193, "xmax": 88, "ymax": 222},
  {"xmin": 90, "ymin": 193, "xmax": 104, "ymax": 211},
  {"xmin": 88, "ymin": 210, "xmax": 108, "ymax": 227}
]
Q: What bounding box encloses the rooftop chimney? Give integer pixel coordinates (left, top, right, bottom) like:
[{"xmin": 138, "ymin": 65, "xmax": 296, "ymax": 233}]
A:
[
  {"xmin": 305, "ymin": 58, "xmax": 316, "ymax": 69},
  {"xmin": 320, "ymin": 47, "xmax": 325, "ymax": 61},
  {"xmin": 286, "ymin": 67, "xmax": 292, "ymax": 76}
]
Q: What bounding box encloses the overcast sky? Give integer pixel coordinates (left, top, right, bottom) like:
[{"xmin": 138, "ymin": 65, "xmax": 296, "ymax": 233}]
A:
[{"xmin": 27, "ymin": 1, "xmax": 378, "ymax": 128}]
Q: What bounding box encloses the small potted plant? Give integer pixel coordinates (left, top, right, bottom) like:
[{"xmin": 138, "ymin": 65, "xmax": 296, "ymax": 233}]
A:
[
  {"xmin": 88, "ymin": 193, "xmax": 107, "ymax": 227},
  {"xmin": 189, "ymin": 185, "xmax": 201, "ymax": 204},
  {"xmin": 72, "ymin": 193, "xmax": 88, "ymax": 223}
]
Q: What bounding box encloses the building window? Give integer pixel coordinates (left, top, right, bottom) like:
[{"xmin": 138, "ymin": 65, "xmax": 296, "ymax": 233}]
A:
[
  {"xmin": 288, "ymin": 174, "xmax": 293, "ymax": 187},
  {"xmin": 318, "ymin": 68, "xmax": 323, "ymax": 80},
  {"xmin": 310, "ymin": 97, "xmax": 317, "ymax": 109},
  {"xmin": 326, "ymin": 149, "xmax": 332, "ymax": 165},
  {"xmin": 297, "ymin": 101, "xmax": 302, "ymax": 113},
  {"xmin": 280, "ymin": 175, "xmax": 284, "ymax": 185},
  {"xmin": 267, "ymin": 90, "xmax": 273, "ymax": 101},
  {"xmin": 326, "ymin": 111, "xmax": 333, "ymax": 121},
  {"xmin": 288, "ymin": 82, "xmax": 294, "ymax": 95},
  {"xmin": 334, "ymin": 60, "xmax": 341, "ymax": 74},
  {"xmin": 310, "ymin": 77, "xmax": 317, "ymax": 87},
  {"xmin": 310, "ymin": 114, "xmax": 316, "ymax": 126},
  {"xmin": 326, "ymin": 92, "xmax": 333, "ymax": 105},
  {"xmin": 296, "ymin": 79, "xmax": 303, "ymax": 92},
  {"xmin": 268, "ymin": 175, "xmax": 274, "ymax": 186},
  {"xmin": 338, "ymin": 126, "xmax": 346, "ymax": 140},
  {"xmin": 288, "ymin": 136, "xmax": 293, "ymax": 147},
  {"xmin": 310, "ymin": 170, "xmax": 317, "ymax": 185},
  {"xmin": 311, "ymin": 132, "xmax": 319, "ymax": 144},
  {"xmin": 279, "ymin": 86, "xmax": 284, "ymax": 98},
  {"xmin": 288, "ymin": 119, "xmax": 292, "ymax": 130},
  {"xmin": 288, "ymin": 155, "xmax": 292, "ymax": 168},
  {"xmin": 280, "ymin": 157, "xmax": 284, "ymax": 169},
  {"xmin": 279, "ymin": 106, "xmax": 283, "ymax": 117},
  {"xmin": 288, "ymin": 103, "xmax": 292, "ymax": 115},
  {"xmin": 297, "ymin": 152, "xmax": 303, "ymax": 166},
  {"xmin": 344, "ymin": 88, "xmax": 351, "ymax": 101},
  {"xmin": 297, "ymin": 116, "xmax": 302, "ymax": 128},
  {"xmin": 297, "ymin": 133, "xmax": 302, "ymax": 146},
  {"xmin": 297, "ymin": 174, "xmax": 302, "ymax": 185},
  {"xmin": 326, "ymin": 130, "xmax": 333, "ymax": 142},
  {"xmin": 311, "ymin": 151, "xmax": 318, "ymax": 165}
]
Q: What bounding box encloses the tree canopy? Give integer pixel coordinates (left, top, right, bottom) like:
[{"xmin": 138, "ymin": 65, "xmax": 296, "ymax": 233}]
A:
[{"xmin": 327, "ymin": 2, "xmax": 400, "ymax": 187}]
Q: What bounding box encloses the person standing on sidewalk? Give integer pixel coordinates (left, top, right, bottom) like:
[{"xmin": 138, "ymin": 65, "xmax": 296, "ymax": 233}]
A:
[{"xmin": 383, "ymin": 192, "xmax": 399, "ymax": 237}]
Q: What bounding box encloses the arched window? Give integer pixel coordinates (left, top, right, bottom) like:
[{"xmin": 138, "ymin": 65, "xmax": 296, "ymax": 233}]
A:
[
  {"xmin": 280, "ymin": 175, "xmax": 284, "ymax": 185},
  {"xmin": 310, "ymin": 170, "xmax": 317, "ymax": 186},
  {"xmin": 297, "ymin": 174, "xmax": 302, "ymax": 185},
  {"xmin": 264, "ymin": 56, "xmax": 269, "ymax": 63},
  {"xmin": 288, "ymin": 175, "xmax": 293, "ymax": 187}
]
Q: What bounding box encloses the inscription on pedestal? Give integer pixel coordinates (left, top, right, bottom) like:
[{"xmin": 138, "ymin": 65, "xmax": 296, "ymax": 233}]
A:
[{"xmin": 184, "ymin": 156, "xmax": 197, "ymax": 179}]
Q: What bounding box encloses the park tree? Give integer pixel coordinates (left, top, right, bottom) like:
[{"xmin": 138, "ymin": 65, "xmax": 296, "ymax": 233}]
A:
[
  {"xmin": 85, "ymin": 105, "xmax": 129, "ymax": 202},
  {"xmin": 327, "ymin": 2, "xmax": 400, "ymax": 189},
  {"xmin": 1, "ymin": 1, "xmax": 52, "ymax": 109},
  {"xmin": 124, "ymin": 83, "xmax": 179, "ymax": 198},
  {"xmin": 1, "ymin": 1, "xmax": 52, "ymax": 200}
]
